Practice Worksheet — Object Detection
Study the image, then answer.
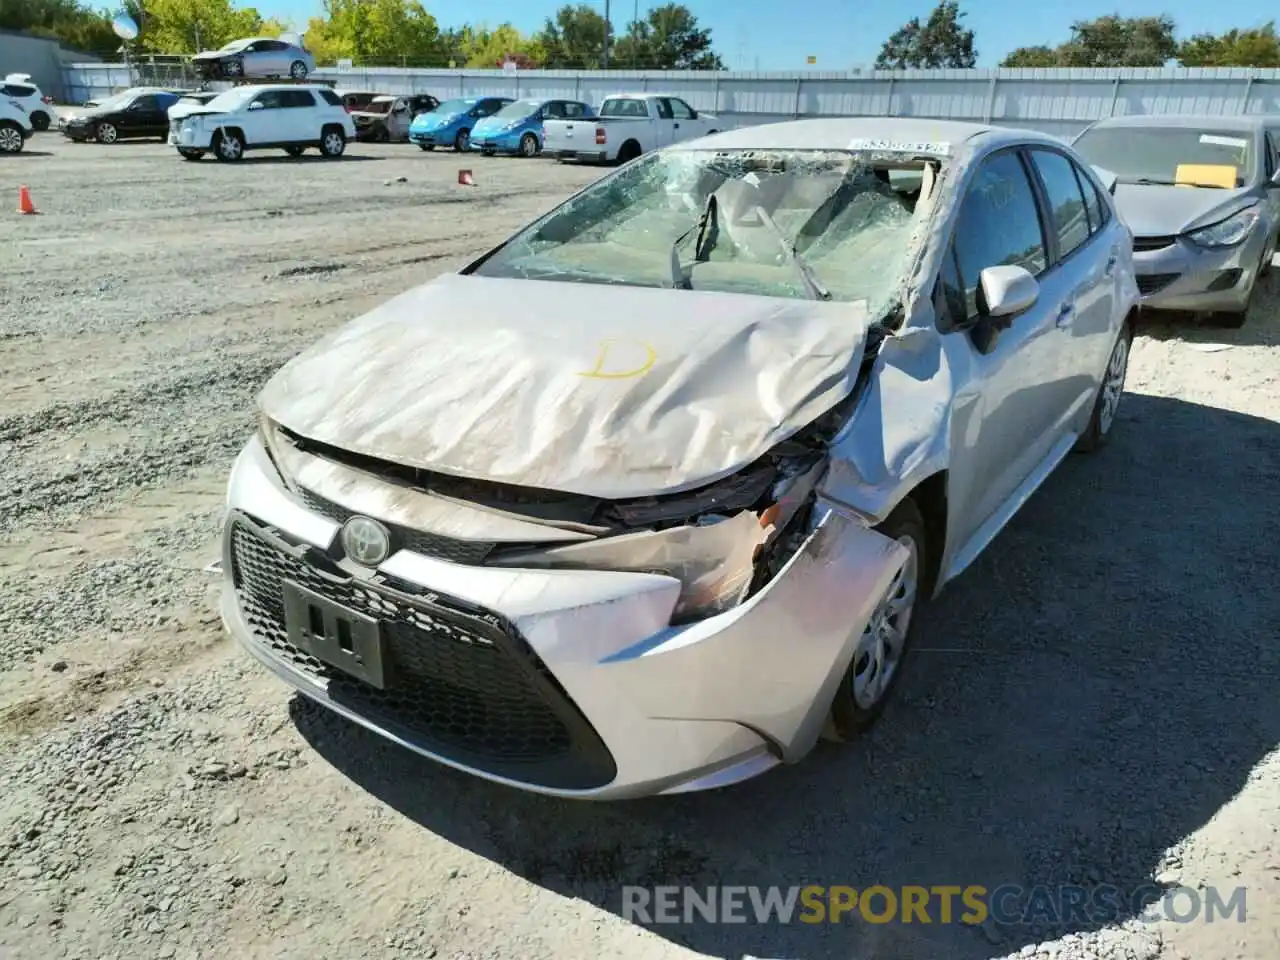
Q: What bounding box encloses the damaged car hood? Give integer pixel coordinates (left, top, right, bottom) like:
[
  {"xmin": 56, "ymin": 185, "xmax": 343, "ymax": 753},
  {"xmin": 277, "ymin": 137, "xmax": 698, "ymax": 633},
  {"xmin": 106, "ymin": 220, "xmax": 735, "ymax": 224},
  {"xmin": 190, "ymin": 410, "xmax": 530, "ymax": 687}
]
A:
[{"xmin": 258, "ymin": 273, "xmax": 874, "ymax": 500}]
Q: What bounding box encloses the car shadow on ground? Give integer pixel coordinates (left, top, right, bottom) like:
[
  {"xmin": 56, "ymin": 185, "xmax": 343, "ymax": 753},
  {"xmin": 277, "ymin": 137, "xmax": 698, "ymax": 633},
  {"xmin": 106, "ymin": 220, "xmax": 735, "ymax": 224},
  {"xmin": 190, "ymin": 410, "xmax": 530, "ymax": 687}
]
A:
[
  {"xmin": 10, "ymin": 150, "xmax": 54, "ymax": 157},
  {"xmin": 293, "ymin": 392, "xmax": 1280, "ymax": 960}
]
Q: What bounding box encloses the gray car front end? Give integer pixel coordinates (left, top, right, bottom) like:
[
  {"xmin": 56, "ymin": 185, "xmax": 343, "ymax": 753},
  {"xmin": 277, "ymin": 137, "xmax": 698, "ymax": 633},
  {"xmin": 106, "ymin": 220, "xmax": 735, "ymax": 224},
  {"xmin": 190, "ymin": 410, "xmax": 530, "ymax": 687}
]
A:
[
  {"xmin": 1073, "ymin": 115, "xmax": 1279, "ymax": 319},
  {"xmin": 220, "ymin": 119, "xmax": 1135, "ymax": 799}
]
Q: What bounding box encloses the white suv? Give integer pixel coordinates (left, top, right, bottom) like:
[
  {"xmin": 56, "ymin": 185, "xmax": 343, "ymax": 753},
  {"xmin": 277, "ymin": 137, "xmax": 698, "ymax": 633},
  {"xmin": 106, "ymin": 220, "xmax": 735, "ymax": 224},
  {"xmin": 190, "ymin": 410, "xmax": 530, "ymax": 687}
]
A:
[
  {"xmin": 2, "ymin": 74, "xmax": 55, "ymax": 131},
  {"xmin": 0, "ymin": 96, "xmax": 33, "ymax": 154},
  {"xmin": 167, "ymin": 83, "xmax": 356, "ymax": 162}
]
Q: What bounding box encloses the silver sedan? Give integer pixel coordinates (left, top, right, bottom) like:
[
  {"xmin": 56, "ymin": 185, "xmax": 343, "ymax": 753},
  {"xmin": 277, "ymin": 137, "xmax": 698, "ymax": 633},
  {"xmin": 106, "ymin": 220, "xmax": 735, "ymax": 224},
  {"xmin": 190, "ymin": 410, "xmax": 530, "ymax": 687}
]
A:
[
  {"xmin": 220, "ymin": 117, "xmax": 1139, "ymax": 800},
  {"xmin": 191, "ymin": 37, "xmax": 316, "ymax": 82},
  {"xmin": 1072, "ymin": 113, "xmax": 1280, "ymax": 327}
]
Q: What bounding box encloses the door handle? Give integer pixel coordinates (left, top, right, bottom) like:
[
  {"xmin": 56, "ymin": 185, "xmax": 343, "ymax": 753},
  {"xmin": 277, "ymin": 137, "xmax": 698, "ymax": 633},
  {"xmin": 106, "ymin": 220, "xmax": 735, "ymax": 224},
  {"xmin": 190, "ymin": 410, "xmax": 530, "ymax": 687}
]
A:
[
  {"xmin": 1104, "ymin": 253, "xmax": 1118, "ymax": 277},
  {"xmin": 673, "ymin": 122, "xmax": 680, "ymax": 128},
  {"xmin": 1055, "ymin": 302, "xmax": 1075, "ymax": 327}
]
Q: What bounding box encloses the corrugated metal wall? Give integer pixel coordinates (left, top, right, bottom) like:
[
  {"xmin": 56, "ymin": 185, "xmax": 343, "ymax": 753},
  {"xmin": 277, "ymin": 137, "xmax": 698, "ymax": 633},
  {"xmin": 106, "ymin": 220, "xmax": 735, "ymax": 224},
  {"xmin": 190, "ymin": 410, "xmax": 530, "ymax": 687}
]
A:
[{"xmin": 61, "ymin": 64, "xmax": 1280, "ymax": 138}]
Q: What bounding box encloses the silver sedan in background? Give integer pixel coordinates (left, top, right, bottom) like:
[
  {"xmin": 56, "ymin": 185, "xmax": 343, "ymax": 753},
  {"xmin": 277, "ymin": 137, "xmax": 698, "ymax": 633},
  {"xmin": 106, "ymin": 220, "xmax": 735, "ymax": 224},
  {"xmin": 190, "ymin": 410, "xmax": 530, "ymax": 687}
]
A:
[
  {"xmin": 191, "ymin": 37, "xmax": 316, "ymax": 82},
  {"xmin": 221, "ymin": 118, "xmax": 1138, "ymax": 800},
  {"xmin": 1072, "ymin": 114, "xmax": 1280, "ymax": 327}
]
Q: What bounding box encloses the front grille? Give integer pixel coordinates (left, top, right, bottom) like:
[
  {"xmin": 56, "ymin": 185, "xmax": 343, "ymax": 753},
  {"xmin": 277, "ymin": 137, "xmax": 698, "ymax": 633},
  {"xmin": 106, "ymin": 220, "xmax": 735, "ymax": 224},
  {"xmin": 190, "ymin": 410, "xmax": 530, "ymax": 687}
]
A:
[
  {"xmin": 1133, "ymin": 235, "xmax": 1177, "ymax": 252},
  {"xmin": 228, "ymin": 514, "xmax": 616, "ymax": 790},
  {"xmin": 1137, "ymin": 272, "xmax": 1181, "ymax": 295},
  {"xmin": 299, "ymin": 489, "xmax": 494, "ymax": 564}
]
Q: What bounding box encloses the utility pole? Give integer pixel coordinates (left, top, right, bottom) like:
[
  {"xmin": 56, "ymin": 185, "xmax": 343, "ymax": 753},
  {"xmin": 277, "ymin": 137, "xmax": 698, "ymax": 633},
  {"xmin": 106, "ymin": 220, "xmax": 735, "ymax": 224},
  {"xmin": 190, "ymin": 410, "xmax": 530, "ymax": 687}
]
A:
[{"xmin": 603, "ymin": 0, "xmax": 611, "ymax": 68}]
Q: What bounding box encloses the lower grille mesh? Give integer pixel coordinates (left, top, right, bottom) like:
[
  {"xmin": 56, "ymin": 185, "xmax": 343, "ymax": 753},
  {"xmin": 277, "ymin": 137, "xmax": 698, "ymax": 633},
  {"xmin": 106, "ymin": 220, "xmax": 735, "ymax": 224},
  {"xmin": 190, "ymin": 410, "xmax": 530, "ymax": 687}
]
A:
[{"xmin": 229, "ymin": 516, "xmax": 616, "ymax": 789}]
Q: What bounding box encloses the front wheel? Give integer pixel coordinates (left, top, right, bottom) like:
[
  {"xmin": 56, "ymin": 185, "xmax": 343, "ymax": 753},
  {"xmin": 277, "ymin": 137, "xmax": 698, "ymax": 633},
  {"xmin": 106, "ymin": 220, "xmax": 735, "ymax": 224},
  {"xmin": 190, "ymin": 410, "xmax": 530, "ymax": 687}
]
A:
[
  {"xmin": 824, "ymin": 499, "xmax": 928, "ymax": 741},
  {"xmin": 289, "ymin": 60, "xmax": 309, "ymax": 80},
  {"xmin": 222, "ymin": 57, "xmax": 244, "ymax": 78},
  {"xmin": 0, "ymin": 120, "xmax": 25, "ymax": 154},
  {"xmin": 1074, "ymin": 324, "xmax": 1132, "ymax": 453},
  {"xmin": 319, "ymin": 127, "xmax": 346, "ymax": 158},
  {"xmin": 453, "ymin": 128, "xmax": 470, "ymax": 152},
  {"xmin": 518, "ymin": 133, "xmax": 539, "ymax": 157},
  {"xmin": 212, "ymin": 129, "xmax": 244, "ymax": 162},
  {"xmin": 94, "ymin": 121, "xmax": 118, "ymax": 144}
]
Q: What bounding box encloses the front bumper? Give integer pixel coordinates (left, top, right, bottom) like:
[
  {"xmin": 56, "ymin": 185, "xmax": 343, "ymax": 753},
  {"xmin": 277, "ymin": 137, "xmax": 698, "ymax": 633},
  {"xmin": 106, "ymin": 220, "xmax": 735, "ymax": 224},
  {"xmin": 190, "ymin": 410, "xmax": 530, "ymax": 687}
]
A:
[
  {"xmin": 470, "ymin": 129, "xmax": 525, "ymax": 153},
  {"xmin": 409, "ymin": 130, "xmax": 449, "ymax": 146},
  {"xmin": 1133, "ymin": 226, "xmax": 1270, "ymax": 312},
  {"xmin": 220, "ymin": 436, "xmax": 905, "ymax": 799}
]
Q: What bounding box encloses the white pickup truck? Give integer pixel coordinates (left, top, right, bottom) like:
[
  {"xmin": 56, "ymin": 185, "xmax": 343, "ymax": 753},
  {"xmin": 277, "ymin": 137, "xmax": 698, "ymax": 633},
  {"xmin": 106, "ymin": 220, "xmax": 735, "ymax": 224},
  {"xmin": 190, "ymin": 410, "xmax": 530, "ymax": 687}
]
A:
[{"xmin": 542, "ymin": 93, "xmax": 720, "ymax": 164}]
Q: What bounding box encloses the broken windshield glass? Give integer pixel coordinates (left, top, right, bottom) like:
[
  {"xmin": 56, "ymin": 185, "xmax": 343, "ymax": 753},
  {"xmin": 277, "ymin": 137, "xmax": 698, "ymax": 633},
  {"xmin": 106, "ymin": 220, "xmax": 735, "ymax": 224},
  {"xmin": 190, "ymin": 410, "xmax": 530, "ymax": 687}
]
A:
[{"xmin": 473, "ymin": 148, "xmax": 935, "ymax": 312}]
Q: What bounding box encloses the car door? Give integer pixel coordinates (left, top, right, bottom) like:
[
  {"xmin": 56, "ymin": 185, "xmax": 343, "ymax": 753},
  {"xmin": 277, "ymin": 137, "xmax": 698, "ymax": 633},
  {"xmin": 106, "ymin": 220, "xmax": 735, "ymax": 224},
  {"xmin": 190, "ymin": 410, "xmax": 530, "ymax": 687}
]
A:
[
  {"xmin": 280, "ymin": 89, "xmax": 317, "ymax": 142},
  {"xmin": 667, "ymin": 97, "xmax": 704, "ymax": 138},
  {"xmin": 1261, "ymin": 130, "xmax": 1280, "ymax": 241},
  {"xmin": 1025, "ymin": 146, "xmax": 1122, "ymax": 425},
  {"xmin": 243, "ymin": 41, "xmax": 276, "ymax": 76},
  {"xmin": 937, "ymin": 147, "xmax": 1068, "ymax": 554},
  {"xmin": 119, "ymin": 94, "xmax": 161, "ymax": 138},
  {"xmin": 651, "ymin": 97, "xmax": 677, "ymax": 147},
  {"xmin": 241, "ymin": 89, "xmax": 285, "ymax": 144}
]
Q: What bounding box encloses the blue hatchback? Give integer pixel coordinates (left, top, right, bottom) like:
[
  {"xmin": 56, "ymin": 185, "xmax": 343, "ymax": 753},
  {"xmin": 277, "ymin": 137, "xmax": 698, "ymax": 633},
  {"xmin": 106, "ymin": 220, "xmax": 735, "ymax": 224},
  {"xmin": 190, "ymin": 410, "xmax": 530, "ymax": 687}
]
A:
[
  {"xmin": 408, "ymin": 96, "xmax": 513, "ymax": 152},
  {"xmin": 469, "ymin": 98, "xmax": 596, "ymax": 157}
]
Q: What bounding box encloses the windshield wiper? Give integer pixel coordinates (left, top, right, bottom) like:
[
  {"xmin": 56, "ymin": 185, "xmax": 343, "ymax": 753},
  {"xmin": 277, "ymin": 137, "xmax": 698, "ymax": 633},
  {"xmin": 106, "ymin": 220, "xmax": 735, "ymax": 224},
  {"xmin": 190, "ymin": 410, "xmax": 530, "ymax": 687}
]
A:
[
  {"xmin": 1117, "ymin": 177, "xmax": 1178, "ymax": 186},
  {"xmin": 669, "ymin": 193, "xmax": 719, "ymax": 289},
  {"xmin": 753, "ymin": 205, "xmax": 831, "ymax": 301}
]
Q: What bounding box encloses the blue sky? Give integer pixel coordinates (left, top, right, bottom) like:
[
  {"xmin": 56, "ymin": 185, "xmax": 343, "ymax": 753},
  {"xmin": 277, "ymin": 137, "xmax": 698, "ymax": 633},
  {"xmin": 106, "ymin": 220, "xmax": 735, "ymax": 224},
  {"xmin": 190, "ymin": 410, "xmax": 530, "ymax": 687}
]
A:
[{"xmin": 258, "ymin": 0, "xmax": 1280, "ymax": 69}]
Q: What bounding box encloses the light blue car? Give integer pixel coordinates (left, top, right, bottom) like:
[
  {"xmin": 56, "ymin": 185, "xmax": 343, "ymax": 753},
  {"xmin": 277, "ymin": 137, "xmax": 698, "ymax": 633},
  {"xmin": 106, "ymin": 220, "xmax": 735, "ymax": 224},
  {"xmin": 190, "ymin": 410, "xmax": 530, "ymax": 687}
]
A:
[
  {"xmin": 408, "ymin": 96, "xmax": 512, "ymax": 152},
  {"xmin": 469, "ymin": 98, "xmax": 596, "ymax": 158}
]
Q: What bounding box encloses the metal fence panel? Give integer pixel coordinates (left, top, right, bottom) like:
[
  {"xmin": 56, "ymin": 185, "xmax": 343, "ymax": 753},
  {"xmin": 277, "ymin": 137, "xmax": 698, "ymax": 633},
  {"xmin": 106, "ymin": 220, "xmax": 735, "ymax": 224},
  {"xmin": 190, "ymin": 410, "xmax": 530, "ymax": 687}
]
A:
[{"xmin": 60, "ymin": 63, "xmax": 1280, "ymax": 140}]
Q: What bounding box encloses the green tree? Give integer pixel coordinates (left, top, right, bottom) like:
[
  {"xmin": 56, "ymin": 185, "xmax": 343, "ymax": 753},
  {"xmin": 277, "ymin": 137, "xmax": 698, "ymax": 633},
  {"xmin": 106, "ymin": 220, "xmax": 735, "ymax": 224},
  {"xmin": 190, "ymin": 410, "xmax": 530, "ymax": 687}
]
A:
[
  {"xmin": 459, "ymin": 22, "xmax": 545, "ymax": 68},
  {"xmin": 612, "ymin": 3, "xmax": 724, "ymax": 69},
  {"xmin": 304, "ymin": 0, "xmax": 442, "ymax": 65},
  {"xmin": 0, "ymin": 0, "xmax": 120, "ymax": 52},
  {"xmin": 1178, "ymin": 22, "xmax": 1280, "ymax": 67},
  {"xmin": 876, "ymin": 0, "xmax": 976, "ymax": 69},
  {"xmin": 1000, "ymin": 45, "xmax": 1059, "ymax": 67},
  {"xmin": 535, "ymin": 4, "xmax": 610, "ymax": 69},
  {"xmin": 138, "ymin": 0, "xmax": 280, "ymax": 53},
  {"xmin": 1003, "ymin": 15, "xmax": 1177, "ymax": 68}
]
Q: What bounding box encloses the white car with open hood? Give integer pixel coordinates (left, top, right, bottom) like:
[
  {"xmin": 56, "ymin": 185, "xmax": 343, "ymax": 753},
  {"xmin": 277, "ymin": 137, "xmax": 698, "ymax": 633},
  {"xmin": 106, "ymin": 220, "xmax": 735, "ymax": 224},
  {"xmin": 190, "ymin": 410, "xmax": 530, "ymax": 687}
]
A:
[{"xmin": 222, "ymin": 117, "xmax": 1138, "ymax": 800}]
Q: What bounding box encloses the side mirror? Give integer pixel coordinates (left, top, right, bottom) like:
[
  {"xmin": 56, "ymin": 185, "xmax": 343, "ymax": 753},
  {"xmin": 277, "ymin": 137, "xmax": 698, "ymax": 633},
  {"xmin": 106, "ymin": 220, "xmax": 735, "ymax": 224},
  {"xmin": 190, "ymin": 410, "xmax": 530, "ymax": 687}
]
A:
[
  {"xmin": 248, "ymin": 101, "xmax": 264, "ymax": 111},
  {"xmin": 1091, "ymin": 164, "xmax": 1119, "ymax": 196},
  {"xmin": 981, "ymin": 264, "xmax": 1039, "ymax": 319},
  {"xmin": 1268, "ymin": 169, "xmax": 1280, "ymax": 187}
]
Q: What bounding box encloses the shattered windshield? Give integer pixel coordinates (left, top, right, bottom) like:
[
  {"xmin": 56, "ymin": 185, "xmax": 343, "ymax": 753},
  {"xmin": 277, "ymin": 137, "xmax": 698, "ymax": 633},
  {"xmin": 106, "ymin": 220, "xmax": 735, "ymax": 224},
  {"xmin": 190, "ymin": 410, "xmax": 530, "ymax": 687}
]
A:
[
  {"xmin": 1073, "ymin": 126, "xmax": 1255, "ymax": 187},
  {"xmin": 473, "ymin": 148, "xmax": 934, "ymax": 309}
]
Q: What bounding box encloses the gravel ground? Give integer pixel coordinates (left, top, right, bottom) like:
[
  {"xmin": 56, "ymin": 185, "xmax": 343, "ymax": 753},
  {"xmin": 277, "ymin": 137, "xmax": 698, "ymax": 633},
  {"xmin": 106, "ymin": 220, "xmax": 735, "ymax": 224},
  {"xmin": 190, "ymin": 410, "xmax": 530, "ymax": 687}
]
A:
[{"xmin": 1, "ymin": 134, "xmax": 1277, "ymax": 960}]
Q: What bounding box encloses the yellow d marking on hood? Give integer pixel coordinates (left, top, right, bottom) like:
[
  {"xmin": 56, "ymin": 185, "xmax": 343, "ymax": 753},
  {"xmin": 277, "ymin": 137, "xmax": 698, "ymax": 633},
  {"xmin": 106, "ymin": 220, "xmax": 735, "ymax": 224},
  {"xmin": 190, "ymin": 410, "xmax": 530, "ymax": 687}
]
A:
[{"xmin": 577, "ymin": 339, "xmax": 657, "ymax": 380}]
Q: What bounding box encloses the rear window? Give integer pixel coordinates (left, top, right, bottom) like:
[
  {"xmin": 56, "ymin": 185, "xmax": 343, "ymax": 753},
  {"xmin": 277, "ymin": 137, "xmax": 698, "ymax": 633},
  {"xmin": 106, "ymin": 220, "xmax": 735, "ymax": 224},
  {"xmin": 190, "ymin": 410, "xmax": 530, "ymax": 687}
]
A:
[
  {"xmin": 599, "ymin": 98, "xmax": 648, "ymax": 118},
  {"xmin": 3, "ymin": 84, "xmax": 36, "ymax": 97},
  {"xmin": 318, "ymin": 89, "xmax": 342, "ymax": 107}
]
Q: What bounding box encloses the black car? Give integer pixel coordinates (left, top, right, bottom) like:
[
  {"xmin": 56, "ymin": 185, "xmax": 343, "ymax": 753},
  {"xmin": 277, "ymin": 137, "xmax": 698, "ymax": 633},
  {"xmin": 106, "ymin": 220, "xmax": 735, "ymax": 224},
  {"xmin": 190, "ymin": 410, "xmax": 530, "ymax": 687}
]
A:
[{"xmin": 61, "ymin": 89, "xmax": 182, "ymax": 144}]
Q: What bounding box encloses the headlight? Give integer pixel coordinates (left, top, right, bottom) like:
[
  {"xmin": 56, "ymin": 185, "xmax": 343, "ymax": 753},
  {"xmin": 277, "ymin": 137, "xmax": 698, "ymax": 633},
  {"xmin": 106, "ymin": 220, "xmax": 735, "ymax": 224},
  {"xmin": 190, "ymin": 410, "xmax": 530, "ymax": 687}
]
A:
[
  {"xmin": 257, "ymin": 413, "xmax": 297, "ymax": 489},
  {"xmin": 489, "ymin": 510, "xmax": 770, "ymax": 624},
  {"xmin": 1188, "ymin": 205, "xmax": 1260, "ymax": 248}
]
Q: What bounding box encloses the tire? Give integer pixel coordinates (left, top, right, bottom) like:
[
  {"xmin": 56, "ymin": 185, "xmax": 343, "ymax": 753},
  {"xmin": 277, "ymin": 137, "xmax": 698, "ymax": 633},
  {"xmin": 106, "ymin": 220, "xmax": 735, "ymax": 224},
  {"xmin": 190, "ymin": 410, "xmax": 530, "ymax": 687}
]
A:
[
  {"xmin": 0, "ymin": 120, "xmax": 25, "ymax": 154},
  {"xmin": 1074, "ymin": 322, "xmax": 1132, "ymax": 453},
  {"xmin": 94, "ymin": 121, "xmax": 118, "ymax": 144},
  {"xmin": 418, "ymin": 143, "xmax": 434, "ymax": 151},
  {"xmin": 616, "ymin": 139, "xmax": 642, "ymax": 163},
  {"xmin": 289, "ymin": 60, "xmax": 309, "ymax": 80},
  {"xmin": 223, "ymin": 57, "xmax": 244, "ymax": 78},
  {"xmin": 518, "ymin": 133, "xmax": 539, "ymax": 157},
  {"xmin": 212, "ymin": 129, "xmax": 244, "ymax": 163},
  {"xmin": 30, "ymin": 111, "xmax": 51, "ymax": 132},
  {"xmin": 824, "ymin": 498, "xmax": 929, "ymax": 741},
  {"xmin": 178, "ymin": 148, "xmax": 203, "ymax": 161},
  {"xmin": 453, "ymin": 127, "xmax": 470, "ymax": 152},
  {"xmin": 319, "ymin": 126, "xmax": 346, "ymax": 158}
]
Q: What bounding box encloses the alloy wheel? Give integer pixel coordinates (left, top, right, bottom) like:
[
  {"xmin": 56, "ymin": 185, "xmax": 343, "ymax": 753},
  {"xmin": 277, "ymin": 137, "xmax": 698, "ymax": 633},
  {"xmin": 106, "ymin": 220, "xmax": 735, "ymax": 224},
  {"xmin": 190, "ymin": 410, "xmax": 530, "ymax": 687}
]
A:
[
  {"xmin": 218, "ymin": 135, "xmax": 242, "ymax": 160},
  {"xmin": 1097, "ymin": 335, "xmax": 1129, "ymax": 436},
  {"xmin": 850, "ymin": 535, "xmax": 919, "ymax": 710},
  {"xmin": 96, "ymin": 123, "xmax": 117, "ymax": 143},
  {"xmin": 0, "ymin": 125, "xmax": 23, "ymax": 153}
]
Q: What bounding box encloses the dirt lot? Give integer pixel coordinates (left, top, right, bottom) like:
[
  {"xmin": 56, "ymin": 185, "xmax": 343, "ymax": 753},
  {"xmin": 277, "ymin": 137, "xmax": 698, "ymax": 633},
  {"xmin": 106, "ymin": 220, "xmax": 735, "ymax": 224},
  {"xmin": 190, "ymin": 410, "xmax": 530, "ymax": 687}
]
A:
[{"xmin": 1, "ymin": 135, "xmax": 1278, "ymax": 960}]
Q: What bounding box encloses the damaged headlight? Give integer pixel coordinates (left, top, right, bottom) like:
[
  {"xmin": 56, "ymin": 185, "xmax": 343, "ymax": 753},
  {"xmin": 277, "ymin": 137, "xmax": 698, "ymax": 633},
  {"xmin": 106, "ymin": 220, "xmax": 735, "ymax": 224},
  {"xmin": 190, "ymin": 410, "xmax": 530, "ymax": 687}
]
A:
[
  {"xmin": 489, "ymin": 459, "xmax": 827, "ymax": 625},
  {"xmin": 257, "ymin": 413, "xmax": 298, "ymax": 490},
  {"xmin": 489, "ymin": 510, "xmax": 772, "ymax": 624}
]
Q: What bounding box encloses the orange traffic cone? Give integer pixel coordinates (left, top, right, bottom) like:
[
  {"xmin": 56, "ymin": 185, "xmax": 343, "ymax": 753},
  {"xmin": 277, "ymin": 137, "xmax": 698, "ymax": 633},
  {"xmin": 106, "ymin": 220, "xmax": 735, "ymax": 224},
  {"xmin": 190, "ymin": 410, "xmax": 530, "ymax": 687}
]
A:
[
  {"xmin": 17, "ymin": 185, "xmax": 37, "ymax": 215},
  {"xmin": 457, "ymin": 169, "xmax": 475, "ymax": 186}
]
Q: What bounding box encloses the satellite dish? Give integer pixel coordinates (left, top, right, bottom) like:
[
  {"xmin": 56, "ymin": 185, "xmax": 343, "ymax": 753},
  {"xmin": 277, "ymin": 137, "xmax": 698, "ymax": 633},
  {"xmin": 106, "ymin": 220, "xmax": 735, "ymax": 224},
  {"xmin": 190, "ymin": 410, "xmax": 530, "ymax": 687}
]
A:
[{"xmin": 111, "ymin": 12, "xmax": 139, "ymax": 41}]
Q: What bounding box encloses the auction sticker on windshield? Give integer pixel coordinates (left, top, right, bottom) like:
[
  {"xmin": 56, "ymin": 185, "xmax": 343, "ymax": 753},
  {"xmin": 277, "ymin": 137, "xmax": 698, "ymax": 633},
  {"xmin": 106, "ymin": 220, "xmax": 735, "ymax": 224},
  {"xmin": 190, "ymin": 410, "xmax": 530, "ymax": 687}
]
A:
[
  {"xmin": 847, "ymin": 138, "xmax": 952, "ymax": 156},
  {"xmin": 1200, "ymin": 134, "xmax": 1248, "ymax": 148}
]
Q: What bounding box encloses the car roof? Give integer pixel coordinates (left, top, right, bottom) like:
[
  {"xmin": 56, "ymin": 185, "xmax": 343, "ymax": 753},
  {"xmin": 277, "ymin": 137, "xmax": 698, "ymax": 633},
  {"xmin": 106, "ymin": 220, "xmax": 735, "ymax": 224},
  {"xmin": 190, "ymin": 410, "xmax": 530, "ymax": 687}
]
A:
[
  {"xmin": 674, "ymin": 117, "xmax": 1057, "ymax": 155},
  {"xmin": 1088, "ymin": 114, "xmax": 1274, "ymax": 132}
]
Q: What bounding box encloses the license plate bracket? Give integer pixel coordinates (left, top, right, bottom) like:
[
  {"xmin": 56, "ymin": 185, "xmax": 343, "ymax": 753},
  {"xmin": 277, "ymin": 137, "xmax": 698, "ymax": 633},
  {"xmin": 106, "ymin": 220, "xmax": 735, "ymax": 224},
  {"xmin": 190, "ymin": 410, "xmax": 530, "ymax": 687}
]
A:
[{"xmin": 282, "ymin": 581, "xmax": 389, "ymax": 689}]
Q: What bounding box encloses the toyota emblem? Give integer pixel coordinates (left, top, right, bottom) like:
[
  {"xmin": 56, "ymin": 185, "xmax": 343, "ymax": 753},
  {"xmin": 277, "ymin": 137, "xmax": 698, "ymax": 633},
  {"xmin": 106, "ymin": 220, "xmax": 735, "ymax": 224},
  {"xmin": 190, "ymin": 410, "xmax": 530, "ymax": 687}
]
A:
[{"xmin": 340, "ymin": 516, "xmax": 391, "ymax": 566}]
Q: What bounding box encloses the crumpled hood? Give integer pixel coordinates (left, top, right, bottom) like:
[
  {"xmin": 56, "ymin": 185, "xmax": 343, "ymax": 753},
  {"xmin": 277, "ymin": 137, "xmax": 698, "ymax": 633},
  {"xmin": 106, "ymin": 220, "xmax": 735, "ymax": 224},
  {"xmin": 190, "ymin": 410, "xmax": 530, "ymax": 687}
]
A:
[
  {"xmin": 1113, "ymin": 182, "xmax": 1256, "ymax": 237},
  {"xmin": 167, "ymin": 105, "xmax": 227, "ymax": 121},
  {"xmin": 258, "ymin": 273, "xmax": 873, "ymax": 500}
]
